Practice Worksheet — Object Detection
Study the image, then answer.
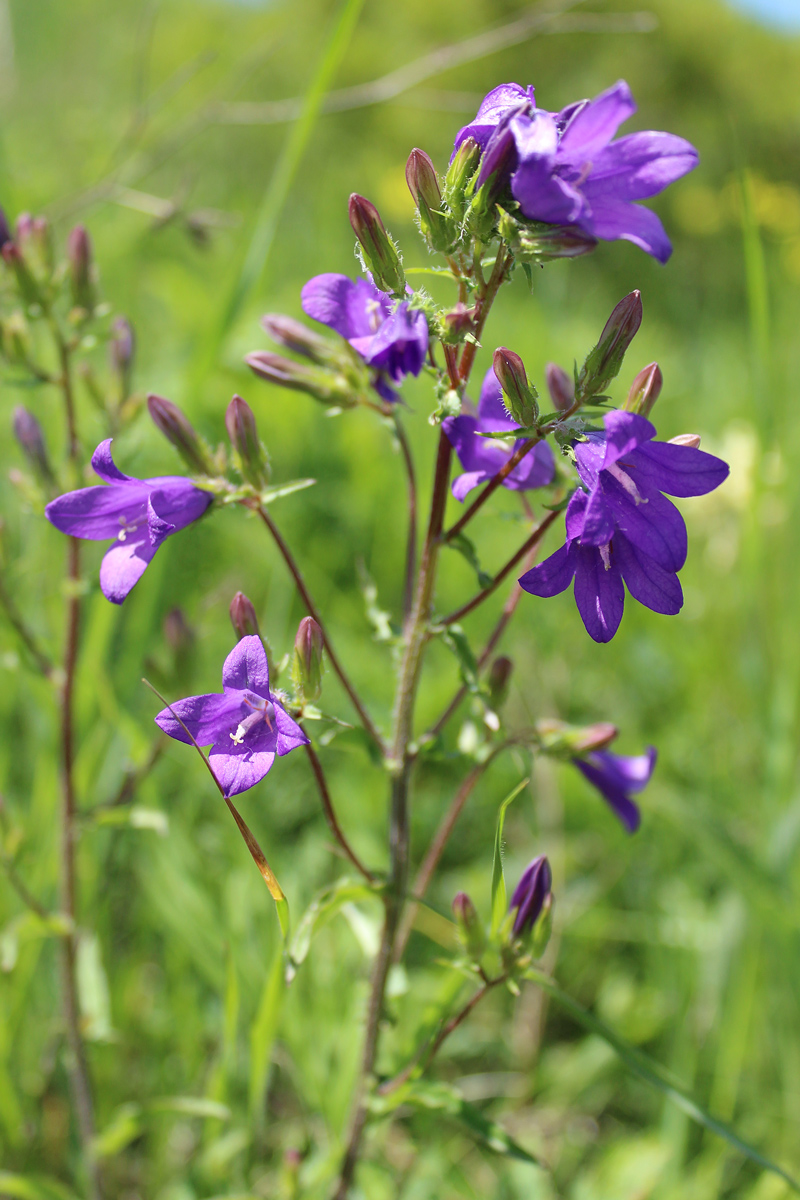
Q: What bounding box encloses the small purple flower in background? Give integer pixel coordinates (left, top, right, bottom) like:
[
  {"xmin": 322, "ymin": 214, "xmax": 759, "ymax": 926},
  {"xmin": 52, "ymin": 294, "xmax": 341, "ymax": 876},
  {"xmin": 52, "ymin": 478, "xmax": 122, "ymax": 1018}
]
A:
[
  {"xmin": 443, "ymin": 366, "xmax": 555, "ymax": 501},
  {"xmin": 519, "ymin": 410, "xmax": 728, "ymax": 641},
  {"xmin": 509, "ymin": 854, "xmax": 552, "ymax": 936},
  {"xmin": 456, "ymin": 80, "xmax": 698, "ymax": 262},
  {"xmin": 574, "ymin": 746, "xmax": 656, "ymax": 832},
  {"xmin": 45, "ymin": 440, "xmax": 212, "ymax": 604},
  {"xmin": 155, "ymin": 635, "xmax": 308, "ymax": 798},
  {"xmin": 301, "ymin": 273, "xmax": 428, "ymax": 401}
]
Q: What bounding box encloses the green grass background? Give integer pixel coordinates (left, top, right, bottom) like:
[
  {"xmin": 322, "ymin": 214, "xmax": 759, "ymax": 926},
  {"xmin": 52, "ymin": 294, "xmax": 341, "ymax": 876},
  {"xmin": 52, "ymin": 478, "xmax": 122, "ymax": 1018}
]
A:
[{"xmin": 1, "ymin": 0, "xmax": 800, "ymax": 1195}]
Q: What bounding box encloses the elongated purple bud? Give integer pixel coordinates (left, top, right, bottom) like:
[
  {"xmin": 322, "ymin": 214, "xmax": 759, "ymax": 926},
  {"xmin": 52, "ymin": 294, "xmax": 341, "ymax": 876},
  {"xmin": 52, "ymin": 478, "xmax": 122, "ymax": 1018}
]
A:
[
  {"xmin": 487, "ymin": 656, "xmax": 513, "ymax": 712},
  {"xmin": 348, "ymin": 194, "xmax": 405, "ymax": 295},
  {"xmin": 245, "ymin": 351, "xmax": 357, "ymax": 408},
  {"xmin": 293, "ymin": 616, "xmax": 324, "ymax": 702},
  {"xmin": 493, "ymin": 348, "xmax": 538, "ymax": 427},
  {"xmin": 406, "ymin": 148, "xmax": 451, "ymax": 251},
  {"xmin": 147, "ymin": 393, "xmax": 215, "ymax": 476},
  {"xmin": 452, "ymin": 891, "xmax": 486, "ymax": 961},
  {"xmin": 109, "ymin": 316, "xmax": 135, "ymax": 383},
  {"xmin": 260, "ymin": 314, "xmax": 334, "ymax": 363},
  {"xmin": 509, "ymin": 855, "xmax": 552, "ymax": 938},
  {"xmin": 225, "ymin": 394, "xmax": 270, "ymax": 489},
  {"xmin": 580, "ymin": 291, "xmax": 643, "ymax": 400},
  {"xmin": 545, "ymin": 363, "xmax": 574, "ymax": 413},
  {"xmin": 230, "ymin": 591, "xmax": 260, "ymax": 640},
  {"xmin": 67, "ymin": 224, "xmax": 95, "ymax": 311},
  {"xmin": 13, "ymin": 406, "xmax": 54, "ymax": 484},
  {"xmin": 624, "ymin": 361, "xmax": 663, "ymax": 417},
  {"xmin": 0, "ymin": 207, "xmax": 11, "ymax": 249}
]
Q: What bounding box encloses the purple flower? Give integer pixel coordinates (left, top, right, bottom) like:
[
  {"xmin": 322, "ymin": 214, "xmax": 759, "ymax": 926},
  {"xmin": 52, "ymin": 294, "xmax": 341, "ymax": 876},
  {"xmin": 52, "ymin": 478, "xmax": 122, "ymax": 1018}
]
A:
[
  {"xmin": 509, "ymin": 855, "xmax": 552, "ymax": 936},
  {"xmin": 458, "ymin": 80, "xmax": 698, "ymax": 262},
  {"xmin": 45, "ymin": 440, "xmax": 212, "ymax": 604},
  {"xmin": 518, "ymin": 411, "xmax": 728, "ymax": 642},
  {"xmin": 442, "ymin": 367, "xmax": 555, "ymax": 501},
  {"xmin": 301, "ymin": 273, "xmax": 428, "ymax": 401},
  {"xmin": 154, "ymin": 635, "xmax": 309, "ymax": 798},
  {"xmin": 574, "ymin": 746, "xmax": 656, "ymax": 832}
]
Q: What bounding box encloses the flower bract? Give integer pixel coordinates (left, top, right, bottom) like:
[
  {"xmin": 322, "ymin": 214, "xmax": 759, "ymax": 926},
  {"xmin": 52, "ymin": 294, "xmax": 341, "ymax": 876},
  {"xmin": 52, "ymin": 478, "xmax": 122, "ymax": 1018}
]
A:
[
  {"xmin": 154, "ymin": 635, "xmax": 309, "ymax": 798},
  {"xmin": 443, "ymin": 366, "xmax": 554, "ymax": 500},
  {"xmin": 45, "ymin": 440, "xmax": 212, "ymax": 604}
]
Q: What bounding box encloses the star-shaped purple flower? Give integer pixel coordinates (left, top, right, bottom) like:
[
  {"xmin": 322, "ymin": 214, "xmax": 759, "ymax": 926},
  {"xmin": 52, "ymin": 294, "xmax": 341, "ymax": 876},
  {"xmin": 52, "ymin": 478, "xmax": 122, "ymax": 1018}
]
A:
[
  {"xmin": 45, "ymin": 440, "xmax": 212, "ymax": 604},
  {"xmin": 458, "ymin": 80, "xmax": 698, "ymax": 262},
  {"xmin": 154, "ymin": 635, "xmax": 309, "ymax": 798},
  {"xmin": 573, "ymin": 746, "xmax": 656, "ymax": 832},
  {"xmin": 509, "ymin": 854, "xmax": 552, "ymax": 936},
  {"xmin": 442, "ymin": 366, "xmax": 555, "ymax": 501},
  {"xmin": 518, "ymin": 410, "xmax": 728, "ymax": 642},
  {"xmin": 301, "ymin": 273, "xmax": 428, "ymax": 402}
]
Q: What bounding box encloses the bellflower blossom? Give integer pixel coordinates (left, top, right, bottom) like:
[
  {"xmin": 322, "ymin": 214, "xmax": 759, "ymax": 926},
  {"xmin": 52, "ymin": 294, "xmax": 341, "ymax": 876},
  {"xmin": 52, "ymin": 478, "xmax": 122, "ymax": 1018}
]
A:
[
  {"xmin": 519, "ymin": 411, "xmax": 728, "ymax": 642},
  {"xmin": 45, "ymin": 440, "xmax": 212, "ymax": 604},
  {"xmin": 574, "ymin": 746, "xmax": 657, "ymax": 833},
  {"xmin": 509, "ymin": 854, "xmax": 552, "ymax": 937},
  {"xmin": 301, "ymin": 273, "xmax": 428, "ymax": 401},
  {"xmin": 443, "ymin": 366, "xmax": 555, "ymax": 501},
  {"xmin": 155, "ymin": 635, "xmax": 309, "ymax": 798},
  {"xmin": 455, "ymin": 80, "xmax": 698, "ymax": 262}
]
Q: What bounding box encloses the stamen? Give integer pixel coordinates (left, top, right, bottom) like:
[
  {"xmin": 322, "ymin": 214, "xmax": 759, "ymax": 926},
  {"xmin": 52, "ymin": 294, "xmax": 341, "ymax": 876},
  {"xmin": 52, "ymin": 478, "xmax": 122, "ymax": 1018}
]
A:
[{"xmin": 599, "ymin": 542, "xmax": 612, "ymax": 571}]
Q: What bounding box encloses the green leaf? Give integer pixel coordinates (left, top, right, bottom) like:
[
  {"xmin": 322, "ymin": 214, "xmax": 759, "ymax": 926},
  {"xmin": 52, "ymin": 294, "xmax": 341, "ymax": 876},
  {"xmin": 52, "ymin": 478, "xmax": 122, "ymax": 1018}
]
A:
[
  {"xmin": 371, "ymin": 1079, "xmax": 543, "ymax": 1165},
  {"xmin": 258, "ymin": 477, "xmax": 316, "ymax": 505},
  {"xmin": 93, "ymin": 1103, "xmax": 143, "ymax": 1158},
  {"xmin": 525, "ymin": 968, "xmax": 800, "ymax": 1193},
  {"xmin": 357, "ymin": 562, "xmax": 398, "ymax": 643},
  {"xmin": 491, "ymin": 779, "xmax": 529, "ymax": 936},
  {"xmin": 446, "ymin": 533, "xmax": 493, "ymax": 590},
  {"xmin": 288, "ymin": 877, "xmax": 378, "ymax": 975},
  {"xmin": 0, "ymin": 1174, "xmax": 79, "ymax": 1200},
  {"xmin": 249, "ymin": 949, "xmax": 285, "ymax": 1127},
  {"xmin": 147, "ymin": 1096, "xmax": 231, "ymax": 1121},
  {"xmin": 438, "ymin": 624, "xmax": 483, "ymax": 696}
]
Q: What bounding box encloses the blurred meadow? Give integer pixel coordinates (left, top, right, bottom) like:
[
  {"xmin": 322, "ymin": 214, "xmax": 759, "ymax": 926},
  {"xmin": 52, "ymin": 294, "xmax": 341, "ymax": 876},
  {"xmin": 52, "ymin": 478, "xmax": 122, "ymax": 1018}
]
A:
[{"xmin": 1, "ymin": 0, "xmax": 800, "ymax": 1195}]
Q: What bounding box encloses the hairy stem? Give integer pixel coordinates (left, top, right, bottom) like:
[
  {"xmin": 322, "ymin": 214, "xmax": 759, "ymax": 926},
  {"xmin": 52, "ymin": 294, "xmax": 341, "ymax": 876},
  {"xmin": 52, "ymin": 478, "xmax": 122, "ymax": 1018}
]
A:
[
  {"xmin": 303, "ymin": 740, "xmax": 376, "ymax": 883},
  {"xmin": 393, "ymin": 414, "xmax": 417, "ymax": 625},
  {"xmin": 252, "ymin": 501, "xmax": 386, "ymax": 755}
]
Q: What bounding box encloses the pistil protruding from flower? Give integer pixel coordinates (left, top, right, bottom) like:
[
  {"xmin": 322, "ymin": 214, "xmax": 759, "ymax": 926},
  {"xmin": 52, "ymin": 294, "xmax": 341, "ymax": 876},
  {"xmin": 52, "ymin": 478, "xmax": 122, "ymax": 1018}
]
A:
[{"xmin": 348, "ymin": 194, "xmax": 405, "ymax": 296}]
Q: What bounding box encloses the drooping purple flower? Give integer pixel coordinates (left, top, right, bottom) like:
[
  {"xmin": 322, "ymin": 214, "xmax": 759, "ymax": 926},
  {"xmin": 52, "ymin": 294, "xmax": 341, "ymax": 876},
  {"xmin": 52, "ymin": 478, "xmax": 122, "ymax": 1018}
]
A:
[
  {"xmin": 45, "ymin": 440, "xmax": 212, "ymax": 604},
  {"xmin": 458, "ymin": 80, "xmax": 698, "ymax": 262},
  {"xmin": 442, "ymin": 367, "xmax": 555, "ymax": 501},
  {"xmin": 573, "ymin": 746, "xmax": 656, "ymax": 833},
  {"xmin": 509, "ymin": 854, "xmax": 552, "ymax": 936},
  {"xmin": 301, "ymin": 273, "xmax": 428, "ymax": 401},
  {"xmin": 154, "ymin": 635, "xmax": 309, "ymax": 798},
  {"xmin": 518, "ymin": 410, "xmax": 728, "ymax": 642}
]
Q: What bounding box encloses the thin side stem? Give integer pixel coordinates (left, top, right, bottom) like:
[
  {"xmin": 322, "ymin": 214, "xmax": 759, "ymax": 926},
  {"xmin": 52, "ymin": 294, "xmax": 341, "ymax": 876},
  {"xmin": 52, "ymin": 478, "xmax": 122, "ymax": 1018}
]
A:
[
  {"xmin": 303, "ymin": 740, "xmax": 375, "ymax": 884},
  {"xmin": 456, "ymin": 246, "xmax": 508, "ymax": 386},
  {"xmin": 59, "ymin": 536, "xmax": 102, "ymax": 1200},
  {"xmin": 444, "ymin": 437, "xmax": 539, "ymax": 544},
  {"xmin": 440, "ymin": 510, "xmax": 559, "ymax": 628},
  {"xmin": 102, "ymin": 737, "xmax": 166, "ymax": 810},
  {"xmin": 393, "ymin": 415, "xmax": 417, "ymax": 625},
  {"xmin": 251, "ymin": 502, "xmax": 386, "ymax": 756}
]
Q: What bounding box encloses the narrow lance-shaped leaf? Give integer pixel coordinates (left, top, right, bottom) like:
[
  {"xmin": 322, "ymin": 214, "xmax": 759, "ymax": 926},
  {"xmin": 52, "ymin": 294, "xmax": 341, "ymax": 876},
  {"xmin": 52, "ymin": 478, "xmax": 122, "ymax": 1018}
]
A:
[{"xmin": 491, "ymin": 778, "xmax": 529, "ymax": 936}]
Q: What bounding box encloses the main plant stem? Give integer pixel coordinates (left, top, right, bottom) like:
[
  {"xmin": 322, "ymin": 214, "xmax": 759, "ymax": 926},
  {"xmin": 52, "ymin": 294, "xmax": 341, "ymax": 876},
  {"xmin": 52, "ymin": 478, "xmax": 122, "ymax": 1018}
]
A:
[{"xmin": 333, "ymin": 252, "xmax": 508, "ymax": 1198}]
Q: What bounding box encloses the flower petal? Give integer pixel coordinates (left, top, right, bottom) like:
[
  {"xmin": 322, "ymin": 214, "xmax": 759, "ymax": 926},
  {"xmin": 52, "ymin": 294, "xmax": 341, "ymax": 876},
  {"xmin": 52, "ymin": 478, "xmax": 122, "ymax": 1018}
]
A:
[
  {"xmin": 363, "ymin": 303, "xmax": 428, "ymax": 381},
  {"xmin": 505, "ymin": 440, "xmax": 556, "ymax": 490},
  {"xmin": 574, "ymin": 757, "xmax": 641, "ymax": 832},
  {"xmin": 209, "ymin": 737, "xmax": 276, "ymax": 798},
  {"xmin": 453, "ymin": 83, "xmax": 535, "ymax": 153},
  {"xmin": 99, "ymin": 530, "xmax": 159, "ymax": 604},
  {"xmin": 512, "ymin": 111, "xmax": 584, "ymax": 223},
  {"xmin": 558, "ymin": 79, "xmax": 636, "ymax": 161},
  {"xmin": 587, "ymin": 131, "xmax": 698, "ymax": 201},
  {"xmin": 148, "ymin": 479, "xmax": 213, "ymax": 530},
  {"xmin": 274, "ymin": 704, "xmax": 310, "ymax": 756},
  {"xmin": 221, "ymin": 635, "xmax": 270, "ymax": 698},
  {"xmin": 614, "ymin": 533, "xmax": 683, "ymax": 615},
  {"xmin": 444, "ymin": 413, "xmax": 510, "ymax": 478},
  {"xmin": 579, "ymin": 485, "xmax": 616, "ymax": 545},
  {"xmin": 476, "ymin": 367, "xmax": 517, "ymax": 431},
  {"xmin": 91, "ymin": 439, "xmax": 135, "ymax": 484},
  {"xmin": 599, "ymin": 474, "xmax": 687, "ymax": 571},
  {"xmin": 582, "ymin": 197, "xmax": 673, "ymax": 263},
  {"xmin": 519, "ymin": 540, "xmax": 576, "ymax": 598},
  {"xmin": 572, "ymin": 543, "xmax": 625, "ymax": 642},
  {"xmin": 155, "ymin": 691, "xmax": 245, "ymax": 746},
  {"xmin": 301, "ymin": 274, "xmax": 389, "ymax": 340},
  {"xmin": 630, "ymin": 441, "xmax": 729, "ymax": 497},
  {"xmin": 451, "ymin": 469, "xmax": 490, "ymax": 502},
  {"xmin": 45, "ymin": 483, "xmax": 148, "ymax": 540},
  {"xmin": 601, "ymin": 410, "xmax": 656, "ymax": 467}
]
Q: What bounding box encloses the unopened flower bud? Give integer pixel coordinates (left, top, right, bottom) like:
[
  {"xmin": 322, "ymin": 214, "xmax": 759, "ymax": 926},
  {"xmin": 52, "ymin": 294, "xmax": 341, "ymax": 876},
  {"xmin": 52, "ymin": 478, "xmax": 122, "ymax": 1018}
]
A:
[
  {"xmin": 579, "ymin": 291, "xmax": 642, "ymax": 400},
  {"xmin": 225, "ymin": 394, "xmax": 270, "ymax": 489},
  {"xmin": 1, "ymin": 311, "xmax": 33, "ymax": 365},
  {"xmin": 535, "ymin": 718, "xmax": 618, "ymax": 757},
  {"xmin": 230, "ymin": 591, "xmax": 260, "ymax": 641},
  {"xmin": 624, "ymin": 361, "xmax": 663, "ymax": 417},
  {"xmin": 109, "ymin": 317, "xmax": 135, "ymax": 391},
  {"xmin": 545, "ymin": 363, "xmax": 574, "ymax": 413},
  {"xmin": 67, "ymin": 224, "xmax": 96, "ymax": 312},
  {"xmin": 2, "ymin": 242, "xmax": 41, "ymax": 307},
  {"xmin": 245, "ymin": 351, "xmax": 358, "ymax": 408},
  {"xmin": 406, "ymin": 148, "xmax": 452, "ymax": 251},
  {"xmin": 260, "ymin": 313, "xmax": 334, "ymax": 363},
  {"xmin": 452, "ymin": 891, "xmax": 486, "ymax": 961},
  {"xmin": 509, "ymin": 855, "xmax": 552, "ymax": 940},
  {"xmin": 12, "ymin": 406, "xmax": 54, "ymax": 485},
  {"xmin": 492, "ymin": 348, "xmax": 538, "ymax": 427},
  {"xmin": 147, "ymin": 393, "xmax": 216, "ymax": 476},
  {"xmin": 669, "ymin": 433, "xmax": 701, "ymax": 449},
  {"xmin": 293, "ymin": 616, "xmax": 324, "ymax": 703},
  {"xmin": 487, "ymin": 656, "xmax": 513, "ymax": 712},
  {"xmin": 348, "ymin": 194, "xmax": 405, "ymax": 295},
  {"xmin": 442, "ymin": 302, "xmax": 474, "ymax": 344}
]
